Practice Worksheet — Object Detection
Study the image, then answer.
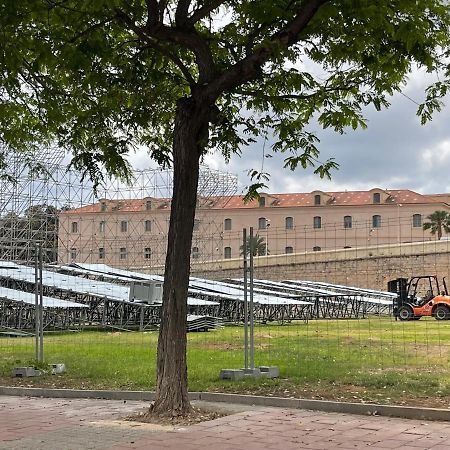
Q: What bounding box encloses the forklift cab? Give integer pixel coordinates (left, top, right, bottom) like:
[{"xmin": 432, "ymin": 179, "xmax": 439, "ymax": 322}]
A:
[{"xmin": 389, "ymin": 276, "xmax": 448, "ymax": 318}]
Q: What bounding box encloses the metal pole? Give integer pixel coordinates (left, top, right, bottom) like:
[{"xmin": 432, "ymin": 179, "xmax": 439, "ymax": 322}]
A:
[
  {"xmin": 38, "ymin": 243, "xmax": 44, "ymax": 362},
  {"xmin": 243, "ymin": 228, "xmax": 248, "ymax": 370},
  {"xmin": 34, "ymin": 243, "xmax": 40, "ymax": 361},
  {"xmin": 249, "ymin": 227, "xmax": 255, "ymax": 370}
]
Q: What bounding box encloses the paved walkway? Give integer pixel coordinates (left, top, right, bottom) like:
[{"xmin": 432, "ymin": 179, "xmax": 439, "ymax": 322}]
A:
[{"xmin": 1, "ymin": 395, "xmax": 450, "ymax": 449}]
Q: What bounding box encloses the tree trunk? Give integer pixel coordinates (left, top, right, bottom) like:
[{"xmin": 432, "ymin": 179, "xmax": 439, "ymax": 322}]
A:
[{"xmin": 151, "ymin": 97, "xmax": 209, "ymax": 416}]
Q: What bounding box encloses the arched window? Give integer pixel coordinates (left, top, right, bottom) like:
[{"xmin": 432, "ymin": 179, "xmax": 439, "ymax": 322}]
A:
[
  {"xmin": 70, "ymin": 248, "xmax": 77, "ymax": 259},
  {"xmin": 120, "ymin": 220, "xmax": 128, "ymax": 232},
  {"xmin": 412, "ymin": 214, "xmax": 422, "ymax": 227},
  {"xmin": 313, "ymin": 216, "xmax": 321, "ymax": 229},
  {"xmin": 144, "ymin": 247, "xmax": 152, "ymax": 259},
  {"xmin": 314, "ymin": 194, "xmax": 321, "ymax": 205},
  {"xmin": 224, "ymin": 218, "xmax": 232, "ymax": 231},
  {"xmin": 224, "ymin": 247, "xmax": 232, "ymax": 259},
  {"xmin": 372, "ymin": 215, "xmax": 381, "ymax": 228},
  {"xmin": 285, "ymin": 217, "xmax": 294, "ymax": 230},
  {"xmin": 191, "ymin": 246, "xmax": 199, "ymax": 259},
  {"xmin": 313, "ymin": 246, "xmax": 321, "ymax": 252},
  {"xmin": 373, "ymin": 192, "xmax": 381, "ymax": 204},
  {"xmin": 258, "ymin": 217, "xmax": 267, "ymax": 229},
  {"xmin": 145, "ymin": 200, "xmax": 152, "ymax": 210},
  {"xmin": 285, "ymin": 246, "xmax": 294, "ymax": 254},
  {"xmin": 144, "ymin": 220, "xmax": 152, "ymax": 232},
  {"xmin": 344, "ymin": 216, "xmax": 352, "ymax": 229},
  {"xmin": 71, "ymin": 222, "xmax": 78, "ymax": 233},
  {"xmin": 258, "ymin": 197, "xmax": 266, "ymax": 207},
  {"xmin": 99, "ymin": 221, "xmax": 105, "ymax": 233}
]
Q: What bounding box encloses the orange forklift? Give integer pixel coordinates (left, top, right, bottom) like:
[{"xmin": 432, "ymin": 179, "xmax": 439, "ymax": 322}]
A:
[{"xmin": 388, "ymin": 276, "xmax": 450, "ymax": 321}]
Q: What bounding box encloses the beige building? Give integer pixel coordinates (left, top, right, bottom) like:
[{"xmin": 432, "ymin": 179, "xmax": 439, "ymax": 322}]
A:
[{"xmin": 58, "ymin": 188, "xmax": 450, "ymax": 268}]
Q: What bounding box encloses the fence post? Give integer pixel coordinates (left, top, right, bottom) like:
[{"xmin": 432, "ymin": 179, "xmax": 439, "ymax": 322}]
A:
[{"xmin": 243, "ymin": 228, "xmax": 248, "ymax": 370}]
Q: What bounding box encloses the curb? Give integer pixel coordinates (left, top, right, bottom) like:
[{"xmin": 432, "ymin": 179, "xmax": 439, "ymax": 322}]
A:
[{"xmin": 1, "ymin": 386, "xmax": 449, "ymax": 422}]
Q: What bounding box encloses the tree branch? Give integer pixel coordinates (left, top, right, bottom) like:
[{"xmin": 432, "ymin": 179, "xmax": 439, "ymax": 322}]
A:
[
  {"xmin": 175, "ymin": 0, "xmax": 192, "ymax": 26},
  {"xmin": 68, "ymin": 18, "xmax": 114, "ymax": 43},
  {"xmin": 236, "ymin": 78, "xmax": 370, "ymax": 101},
  {"xmin": 145, "ymin": 0, "xmax": 160, "ymax": 27},
  {"xmin": 187, "ymin": 0, "xmax": 225, "ymax": 26},
  {"xmin": 115, "ymin": 9, "xmax": 196, "ymax": 87},
  {"xmin": 202, "ymin": 0, "xmax": 330, "ymax": 102},
  {"xmin": 117, "ymin": 8, "xmax": 216, "ymax": 84}
]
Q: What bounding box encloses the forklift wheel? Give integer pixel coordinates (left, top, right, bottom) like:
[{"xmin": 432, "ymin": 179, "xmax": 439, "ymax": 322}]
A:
[
  {"xmin": 398, "ymin": 306, "xmax": 413, "ymax": 321},
  {"xmin": 434, "ymin": 305, "xmax": 450, "ymax": 320}
]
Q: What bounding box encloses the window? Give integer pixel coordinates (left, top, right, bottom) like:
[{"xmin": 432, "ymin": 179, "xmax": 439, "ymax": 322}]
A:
[
  {"xmin": 224, "ymin": 218, "xmax": 232, "ymax": 231},
  {"xmin": 99, "ymin": 221, "xmax": 105, "ymax": 233},
  {"xmin": 313, "ymin": 246, "xmax": 321, "ymax": 252},
  {"xmin": 120, "ymin": 247, "xmax": 127, "ymax": 260},
  {"xmin": 413, "ymin": 214, "xmax": 422, "ymax": 227},
  {"xmin": 120, "ymin": 220, "xmax": 128, "ymax": 232},
  {"xmin": 100, "ymin": 202, "xmax": 107, "ymax": 212},
  {"xmin": 144, "ymin": 247, "xmax": 152, "ymax": 259},
  {"xmin": 71, "ymin": 221, "xmax": 78, "ymax": 233},
  {"xmin": 372, "ymin": 215, "xmax": 381, "ymax": 228},
  {"xmin": 98, "ymin": 247, "xmax": 105, "ymax": 259},
  {"xmin": 285, "ymin": 246, "xmax": 294, "ymax": 254},
  {"xmin": 314, "ymin": 195, "xmax": 321, "ymax": 205},
  {"xmin": 145, "ymin": 200, "xmax": 152, "ymax": 210},
  {"xmin": 373, "ymin": 193, "xmax": 381, "ymax": 204},
  {"xmin": 224, "ymin": 246, "xmax": 232, "ymax": 259},
  {"xmin": 313, "ymin": 216, "xmax": 321, "ymax": 229},
  {"xmin": 258, "ymin": 197, "xmax": 266, "ymax": 207},
  {"xmin": 191, "ymin": 246, "xmax": 199, "ymax": 259},
  {"xmin": 285, "ymin": 217, "xmax": 294, "ymax": 230},
  {"xmin": 70, "ymin": 248, "xmax": 77, "ymax": 259},
  {"xmin": 258, "ymin": 217, "xmax": 267, "ymax": 229},
  {"xmin": 193, "ymin": 219, "xmax": 200, "ymax": 231},
  {"xmin": 144, "ymin": 220, "xmax": 152, "ymax": 232},
  {"xmin": 344, "ymin": 216, "xmax": 352, "ymax": 229}
]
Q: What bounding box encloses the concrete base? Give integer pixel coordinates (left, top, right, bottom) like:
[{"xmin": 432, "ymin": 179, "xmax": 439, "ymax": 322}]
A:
[
  {"xmin": 241, "ymin": 368, "xmax": 262, "ymax": 378},
  {"xmin": 49, "ymin": 364, "xmax": 66, "ymax": 375},
  {"xmin": 259, "ymin": 366, "xmax": 279, "ymax": 378},
  {"xmin": 12, "ymin": 367, "xmax": 42, "ymax": 377},
  {"xmin": 219, "ymin": 369, "xmax": 245, "ymax": 381}
]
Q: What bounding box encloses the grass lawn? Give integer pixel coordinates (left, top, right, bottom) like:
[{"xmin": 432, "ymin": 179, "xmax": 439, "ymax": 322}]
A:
[{"xmin": 2, "ymin": 316, "xmax": 450, "ymax": 408}]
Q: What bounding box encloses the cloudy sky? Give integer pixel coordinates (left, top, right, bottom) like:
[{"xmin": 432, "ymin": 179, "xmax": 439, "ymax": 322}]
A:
[{"xmin": 128, "ymin": 68, "xmax": 450, "ymax": 196}]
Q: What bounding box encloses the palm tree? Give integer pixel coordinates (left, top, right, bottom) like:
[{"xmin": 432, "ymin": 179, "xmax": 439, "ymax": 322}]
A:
[
  {"xmin": 423, "ymin": 210, "xmax": 450, "ymax": 240},
  {"xmin": 240, "ymin": 234, "xmax": 268, "ymax": 256}
]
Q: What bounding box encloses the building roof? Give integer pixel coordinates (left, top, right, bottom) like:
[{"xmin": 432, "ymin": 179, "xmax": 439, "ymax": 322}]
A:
[{"xmin": 62, "ymin": 188, "xmax": 449, "ymax": 215}]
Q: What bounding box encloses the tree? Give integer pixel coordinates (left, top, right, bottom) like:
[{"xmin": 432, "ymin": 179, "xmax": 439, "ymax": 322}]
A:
[
  {"xmin": 423, "ymin": 211, "xmax": 450, "ymax": 240},
  {"xmin": 0, "ymin": 205, "xmax": 59, "ymax": 263},
  {"xmin": 1, "ymin": 1, "xmax": 449, "ymax": 416},
  {"xmin": 240, "ymin": 234, "xmax": 268, "ymax": 257}
]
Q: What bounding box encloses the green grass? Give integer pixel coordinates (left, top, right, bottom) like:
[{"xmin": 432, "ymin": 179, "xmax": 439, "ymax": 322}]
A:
[{"xmin": 2, "ymin": 316, "xmax": 450, "ymax": 407}]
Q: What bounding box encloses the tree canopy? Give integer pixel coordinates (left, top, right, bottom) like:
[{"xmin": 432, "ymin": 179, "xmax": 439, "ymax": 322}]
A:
[
  {"xmin": 1, "ymin": 1, "xmax": 449, "ymax": 189},
  {"xmin": 240, "ymin": 234, "xmax": 268, "ymax": 256},
  {"xmin": 423, "ymin": 210, "xmax": 450, "ymax": 240}
]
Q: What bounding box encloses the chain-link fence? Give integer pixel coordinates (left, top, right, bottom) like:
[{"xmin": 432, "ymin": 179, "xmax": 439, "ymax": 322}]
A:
[{"xmin": 2, "ymin": 154, "xmax": 450, "ymax": 406}]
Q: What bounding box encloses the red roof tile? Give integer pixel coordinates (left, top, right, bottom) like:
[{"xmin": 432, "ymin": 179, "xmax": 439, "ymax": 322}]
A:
[{"xmin": 62, "ymin": 189, "xmax": 448, "ymax": 214}]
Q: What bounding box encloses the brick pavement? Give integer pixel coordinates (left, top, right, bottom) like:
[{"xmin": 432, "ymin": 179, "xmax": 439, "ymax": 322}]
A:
[{"xmin": 1, "ymin": 395, "xmax": 450, "ymax": 449}]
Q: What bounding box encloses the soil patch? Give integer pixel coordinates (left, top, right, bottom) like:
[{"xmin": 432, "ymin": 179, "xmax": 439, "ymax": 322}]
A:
[{"xmin": 125, "ymin": 405, "xmax": 227, "ymax": 427}]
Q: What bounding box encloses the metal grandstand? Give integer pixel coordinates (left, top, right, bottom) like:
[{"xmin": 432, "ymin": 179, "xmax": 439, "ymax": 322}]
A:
[{"xmin": 0, "ymin": 261, "xmax": 396, "ymax": 332}]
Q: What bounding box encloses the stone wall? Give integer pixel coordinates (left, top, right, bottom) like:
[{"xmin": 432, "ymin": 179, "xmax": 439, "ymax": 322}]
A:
[{"xmin": 189, "ymin": 240, "xmax": 450, "ymax": 291}]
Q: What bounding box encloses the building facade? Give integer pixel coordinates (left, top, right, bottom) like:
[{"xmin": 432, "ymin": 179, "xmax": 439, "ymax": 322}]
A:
[{"xmin": 58, "ymin": 188, "xmax": 450, "ymax": 268}]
